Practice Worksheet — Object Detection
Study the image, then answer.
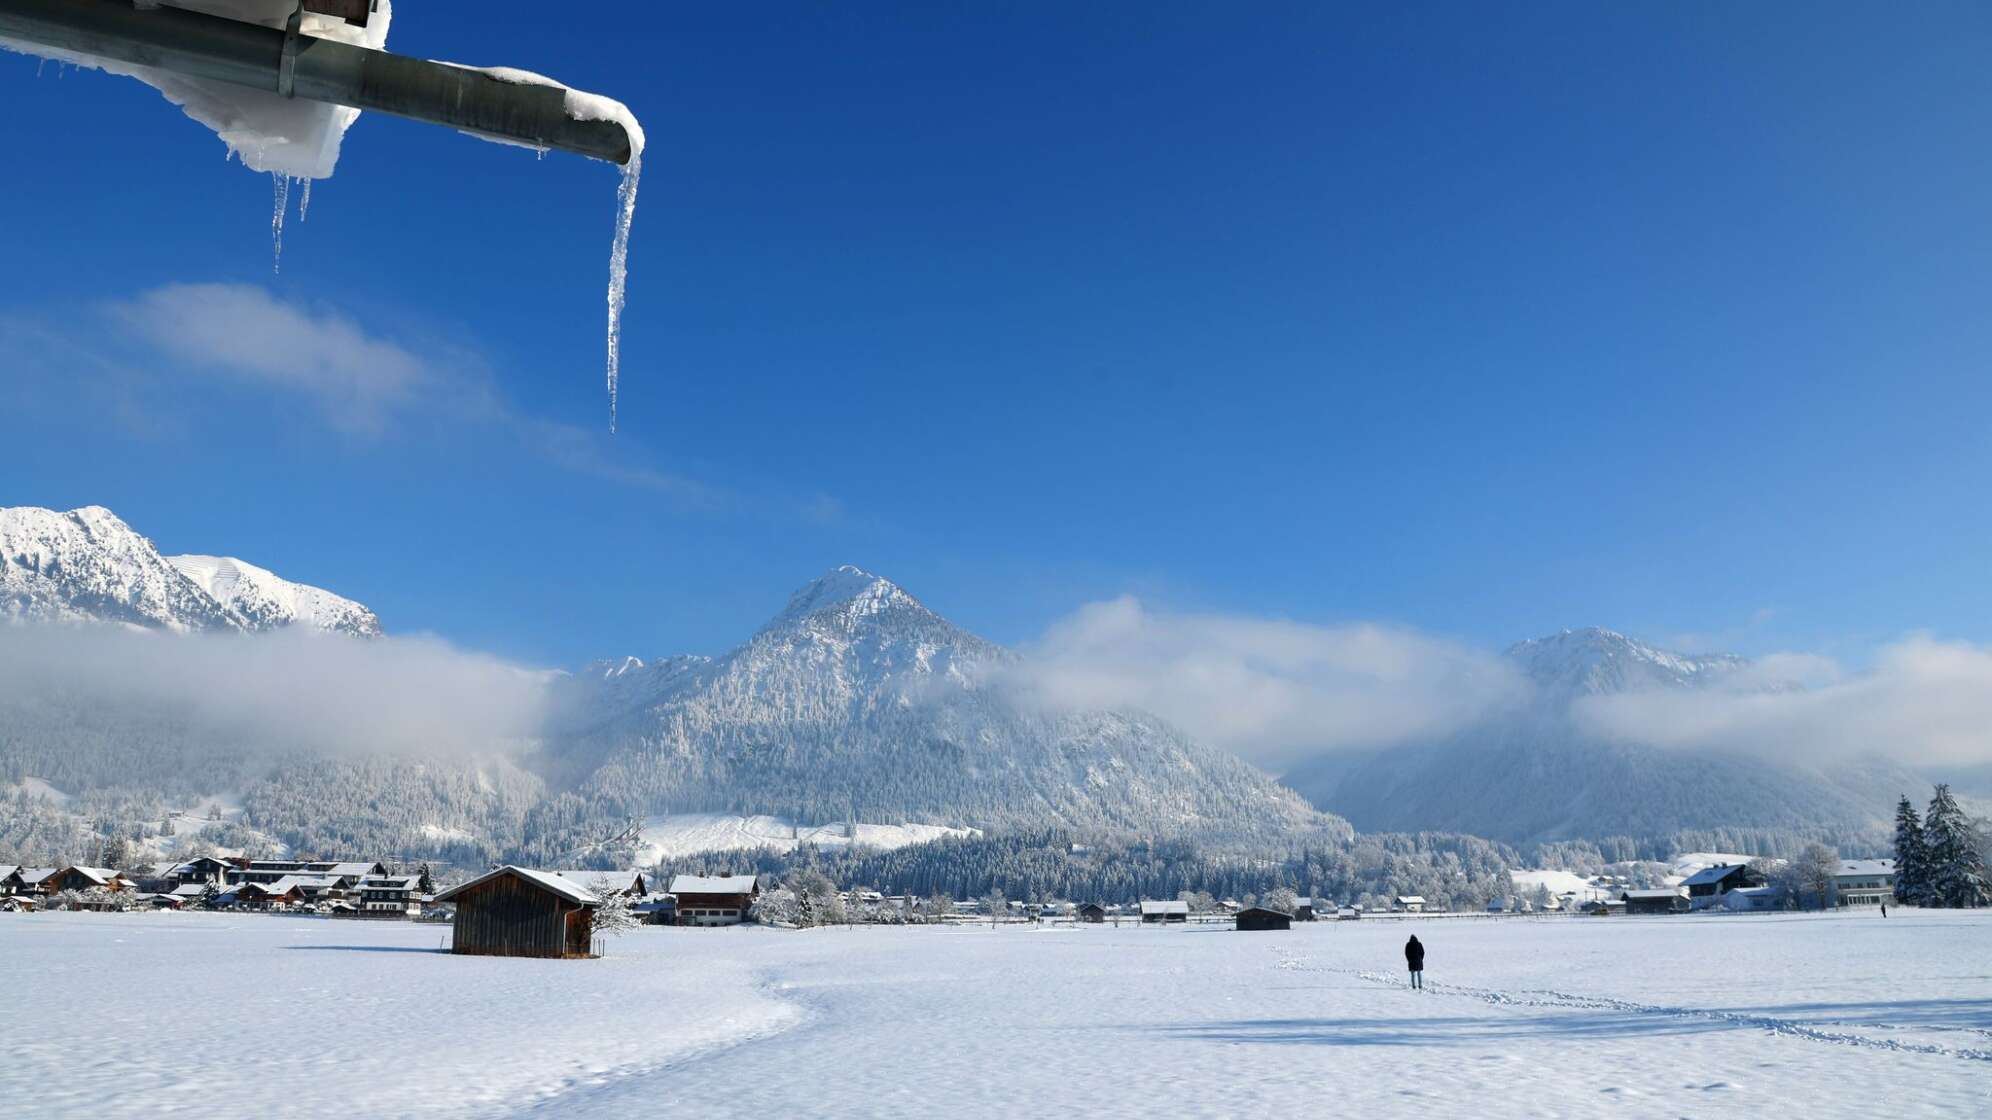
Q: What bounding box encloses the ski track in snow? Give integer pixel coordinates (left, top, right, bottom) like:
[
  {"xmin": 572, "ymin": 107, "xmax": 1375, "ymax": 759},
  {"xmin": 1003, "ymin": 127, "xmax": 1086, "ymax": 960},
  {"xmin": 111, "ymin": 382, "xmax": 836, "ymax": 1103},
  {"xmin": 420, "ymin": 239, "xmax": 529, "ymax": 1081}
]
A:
[{"xmin": 1270, "ymin": 959, "xmax": 1992, "ymax": 1063}]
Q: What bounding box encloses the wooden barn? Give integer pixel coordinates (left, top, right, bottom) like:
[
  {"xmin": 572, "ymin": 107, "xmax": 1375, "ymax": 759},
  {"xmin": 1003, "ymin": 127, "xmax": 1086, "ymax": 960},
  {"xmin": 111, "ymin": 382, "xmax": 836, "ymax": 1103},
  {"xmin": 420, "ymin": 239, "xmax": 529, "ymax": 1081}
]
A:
[
  {"xmin": 436, "ymin": 867, "xmax": 600, "ymax": 959},
  {"xmin": 1076, "ymin": 903, "xmax": 1108, "ymax": 923},
  {"xmin": 1620, "ymin": 889, "xmax": 1690, "ymax": 916},
  {"xmin": 1235, "ymin": 906, "xmax": 1293, "ymax": 932}
]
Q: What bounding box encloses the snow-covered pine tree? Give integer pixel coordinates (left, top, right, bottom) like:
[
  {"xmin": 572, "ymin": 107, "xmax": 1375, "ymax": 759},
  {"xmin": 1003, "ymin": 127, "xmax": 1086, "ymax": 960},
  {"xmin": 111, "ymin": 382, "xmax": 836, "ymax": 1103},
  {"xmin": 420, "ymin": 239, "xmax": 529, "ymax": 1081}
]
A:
[
  {"xmin": 588, "ymin": 877, "xmax": 642, "ymax": 935},
  {"xmin": 1892, "ymin": 796, "xmax": 1930, "ymax": 906},
  {"xmin": 1924, "ymin": 785, "xmax": 1991, "ymax": 908}
]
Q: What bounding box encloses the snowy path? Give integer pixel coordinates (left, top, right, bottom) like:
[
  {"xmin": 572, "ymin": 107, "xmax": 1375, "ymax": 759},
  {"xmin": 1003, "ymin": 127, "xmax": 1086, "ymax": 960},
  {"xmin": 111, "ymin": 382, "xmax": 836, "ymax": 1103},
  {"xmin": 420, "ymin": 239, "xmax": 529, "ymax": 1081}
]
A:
[{"xmin": 2, "ymin": 909, "xmax": 1987, "ymax": 1118}]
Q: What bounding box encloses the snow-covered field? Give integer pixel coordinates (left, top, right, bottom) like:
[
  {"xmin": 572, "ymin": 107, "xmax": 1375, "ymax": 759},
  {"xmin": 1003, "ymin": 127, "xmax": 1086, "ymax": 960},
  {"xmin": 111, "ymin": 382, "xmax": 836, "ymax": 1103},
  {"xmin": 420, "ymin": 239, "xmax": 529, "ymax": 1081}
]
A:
[
  {"xmin": 634, "ymin": 811, "xmax": 976, "ymax": 861},
  {"xmin": 2, "ymin": 909, "xmax": 1986, "ymax": 1118}
]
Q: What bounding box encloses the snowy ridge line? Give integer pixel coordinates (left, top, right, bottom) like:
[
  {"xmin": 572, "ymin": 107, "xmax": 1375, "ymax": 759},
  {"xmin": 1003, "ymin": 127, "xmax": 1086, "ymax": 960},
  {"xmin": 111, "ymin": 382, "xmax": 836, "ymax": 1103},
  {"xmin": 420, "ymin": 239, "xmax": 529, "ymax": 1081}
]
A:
[{"xmin": 1323, "ymin": 968, "xmax": 1992, "ymax": 1063}]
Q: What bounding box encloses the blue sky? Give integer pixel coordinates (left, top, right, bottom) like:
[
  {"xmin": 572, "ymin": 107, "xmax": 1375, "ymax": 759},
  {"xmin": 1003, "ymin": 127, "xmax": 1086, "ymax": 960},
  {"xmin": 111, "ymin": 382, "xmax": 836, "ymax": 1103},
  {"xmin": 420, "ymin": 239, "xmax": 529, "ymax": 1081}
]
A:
[{"xmin": 4, "ymin": 1, "xmax": 1992, "ymax": 669}]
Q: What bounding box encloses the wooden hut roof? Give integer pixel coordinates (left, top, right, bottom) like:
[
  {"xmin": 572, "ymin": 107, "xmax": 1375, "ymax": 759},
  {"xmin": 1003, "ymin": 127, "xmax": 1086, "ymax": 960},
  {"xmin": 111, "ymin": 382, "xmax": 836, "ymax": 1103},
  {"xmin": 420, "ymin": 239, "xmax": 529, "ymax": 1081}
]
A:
[{"xmin": 435, "ymin": 866, "xmax": 597, "ymax": 906}]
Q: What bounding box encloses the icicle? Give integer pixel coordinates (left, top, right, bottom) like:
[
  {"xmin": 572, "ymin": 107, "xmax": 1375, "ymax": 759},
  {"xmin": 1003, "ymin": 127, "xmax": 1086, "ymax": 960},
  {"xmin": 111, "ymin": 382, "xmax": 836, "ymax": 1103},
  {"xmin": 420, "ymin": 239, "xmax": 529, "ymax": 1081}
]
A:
[
  {"xmin": 270, "ymin": 174, "xmax": 291, "ymax": 274},
  {"xmin": 604, "ymin": 153, "xmax": 640, "ymax": 433},
  {"xmin": 299, "ymin": 178, "xmax": 312, "ymax": 223}
]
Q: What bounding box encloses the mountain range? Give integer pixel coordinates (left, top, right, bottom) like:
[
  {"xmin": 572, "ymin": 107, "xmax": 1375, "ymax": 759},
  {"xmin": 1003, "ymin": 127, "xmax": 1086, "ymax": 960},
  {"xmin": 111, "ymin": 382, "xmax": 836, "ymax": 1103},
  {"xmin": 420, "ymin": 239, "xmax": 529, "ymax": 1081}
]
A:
[
  {"xmin": 1282, "ymin": 627, "xmax": 1910, "ymax": 850},
  {"xmin": 0, "ymin": 505, "xmax": 379, "ymax": 637},
  {"xmin": 0, "ymin": 504, "xmax": 1915, "ymax": 866}
]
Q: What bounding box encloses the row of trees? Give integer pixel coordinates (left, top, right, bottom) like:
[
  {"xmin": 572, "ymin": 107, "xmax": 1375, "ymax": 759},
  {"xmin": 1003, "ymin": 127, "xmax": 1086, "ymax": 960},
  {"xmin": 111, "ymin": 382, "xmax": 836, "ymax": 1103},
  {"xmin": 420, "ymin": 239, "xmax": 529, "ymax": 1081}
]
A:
[{"xmin": 1893, "ymin": 785, "xmax": 1991, "ymax": 908}]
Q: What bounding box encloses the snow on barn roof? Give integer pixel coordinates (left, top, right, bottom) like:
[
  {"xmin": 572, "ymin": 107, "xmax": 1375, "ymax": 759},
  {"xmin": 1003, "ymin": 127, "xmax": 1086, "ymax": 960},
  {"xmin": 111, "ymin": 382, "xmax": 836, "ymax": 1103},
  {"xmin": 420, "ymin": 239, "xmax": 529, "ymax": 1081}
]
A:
[
  {"xmin": 1836, "ymin": 859, "xmax": 1895, "ymax": 877},
  {"xmin": 20, "ymin": 868, "xmax": 59, "ymax": 885},
  {"xmin": 434, "ymin": 866, "xmax": 598, "ymax": 906},
  {"xmin": 169, "ymin": 884, "xmax": 209, "ymax": 897},
  {"xmin": 67, "ymin": 866, "xmax": 120, "ymax": 885},
  {"xmin": 1621, "ymin": 889, "xmax": 1688, "ymax": 900},
  {"xmin": 670, "ymin": 874, "xmax": 758, "ymax": 894},
  {"xmin": 550, "ymin": 870, "xmax": 645, "ymax": 894},
  {"xmin": 1682, "ymin": 864, "xmax": 1750, "ymax": 887},
  {"xmin": 1395, "ymin": 896, "xmax": 1427, "ymax": 904},
  {"xmin": 1140, "ymin": 900, "xmax": 1190, "ymax": 915},
  {"xmin": 0, "ymin": 865, "xmax": 19, "ymax": 881}
]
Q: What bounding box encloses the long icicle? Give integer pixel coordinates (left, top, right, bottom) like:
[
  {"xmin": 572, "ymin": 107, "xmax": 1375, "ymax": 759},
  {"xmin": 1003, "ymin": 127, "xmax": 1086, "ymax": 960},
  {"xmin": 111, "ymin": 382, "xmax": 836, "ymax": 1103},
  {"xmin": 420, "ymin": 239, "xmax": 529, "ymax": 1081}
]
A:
[
  {"xmin": 271, "ymin": 174, "xmax": 291, "ymax": 274},
  {"xmin": 604, "ymin": 153, "xmax": 641, "ymax": 433}
]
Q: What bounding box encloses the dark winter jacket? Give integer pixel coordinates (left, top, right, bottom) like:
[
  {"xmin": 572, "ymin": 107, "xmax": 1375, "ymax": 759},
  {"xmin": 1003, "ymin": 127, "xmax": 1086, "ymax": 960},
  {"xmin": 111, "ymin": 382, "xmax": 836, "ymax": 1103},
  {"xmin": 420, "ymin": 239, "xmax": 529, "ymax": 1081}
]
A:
[{"xmin": 1405, "ymin": 936, "xmax": 1425, "ymax": 970}]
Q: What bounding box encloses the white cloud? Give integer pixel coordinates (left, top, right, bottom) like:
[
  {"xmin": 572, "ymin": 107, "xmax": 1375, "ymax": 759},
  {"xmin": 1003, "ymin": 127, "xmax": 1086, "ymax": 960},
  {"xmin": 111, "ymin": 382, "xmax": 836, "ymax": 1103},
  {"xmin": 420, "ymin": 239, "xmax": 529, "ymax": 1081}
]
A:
[
  {"xmin": 1010, "ymin": 596, "xmax": 1527, "ymax": 769},
  {"xmin": 1573, "ymin": 635, "xmax": 1992, "ymax": 767},
  {"xmin": 0, "ymin": 624, "xmax": 547, "ymax": 758},
  {"xmin": 7, "ymin": 283, "xmax": 739, "ymax": 504},
  {"xmin": 110, "ymin": 283, "xmax": 429, "ymax": 433}
]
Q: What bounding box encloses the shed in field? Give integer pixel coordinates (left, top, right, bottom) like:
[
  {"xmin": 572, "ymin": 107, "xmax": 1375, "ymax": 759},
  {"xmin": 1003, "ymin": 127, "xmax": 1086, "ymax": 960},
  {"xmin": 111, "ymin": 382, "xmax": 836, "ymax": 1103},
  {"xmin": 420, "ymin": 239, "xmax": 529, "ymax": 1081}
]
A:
[
  {"xmin": 1139, "ymin": 900, "xmax": 1189, "ymax": 924},
  {"xmin": 1235, "ymin": 906, "xmax": 1292, "ymax": 932},
  {"xmin": 1076, "ymin": 903, "xmax": 1107, "ymax": 924},
  {"xmin": 1619, "ymin": 889, "xmax": 1690, "ymax": 916},
  {"xmin": 435, "ymin": 866, "xmax": 600, "ymax": 959}
]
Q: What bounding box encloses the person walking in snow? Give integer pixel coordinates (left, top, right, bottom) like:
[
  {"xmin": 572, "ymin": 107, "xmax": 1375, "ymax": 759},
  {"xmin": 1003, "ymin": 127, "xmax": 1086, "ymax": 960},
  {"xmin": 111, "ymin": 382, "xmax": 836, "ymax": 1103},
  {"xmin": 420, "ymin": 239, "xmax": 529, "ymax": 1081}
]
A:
[{"xmin": 1405, "ymin": 934, "xmax": 1426, "ymax": 990}]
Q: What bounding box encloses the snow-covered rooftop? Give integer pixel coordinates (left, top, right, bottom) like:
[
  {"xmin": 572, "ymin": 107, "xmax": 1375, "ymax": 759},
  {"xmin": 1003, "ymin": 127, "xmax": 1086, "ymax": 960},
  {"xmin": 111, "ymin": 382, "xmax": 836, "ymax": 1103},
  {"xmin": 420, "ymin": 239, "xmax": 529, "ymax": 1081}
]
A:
[
  {"xmin": 1140, "ymin": 900, "xmax": 1189, "ymax": 915},
  {"xmin": 1836, "ymin": 860, "xmax": 1896, "ymax": 877},
  {"xmin": 670, "ymin": 874, "xmax": 758, "ymax": 895},
  {"xmin": 434, "ymin": 866, "xmax": 598, "ymax": 907},
  {"xmin": 550, "ymin": 870, "xmax": 645, "ymax": 894},
  {"xmin": 1682, "ymin": 864, "xmax": 1750, "ymax": 887}
]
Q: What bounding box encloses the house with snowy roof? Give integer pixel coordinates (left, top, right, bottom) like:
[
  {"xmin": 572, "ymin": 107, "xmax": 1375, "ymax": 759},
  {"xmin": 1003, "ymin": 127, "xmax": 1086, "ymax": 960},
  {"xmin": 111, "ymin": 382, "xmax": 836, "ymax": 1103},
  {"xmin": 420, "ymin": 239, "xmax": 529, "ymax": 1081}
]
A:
[
  {"xmin": 0, "ymin": 866, "xmax": 22, "ymax": 896},
  {"xmin": 1682, "ymin": 863, "xmax": 1763, "ymax": 908},
  {"xmin": 225, "ymin": 859, "xmax": 386, "ymax": 888},
  {"xmin": 1394, "ymin": 895, "xmax": 1427, "ymax": 912},
  {"xmin": 549, "ymin": 870, "xmax": 649, "ymax": 898},
  {"xmin": 669, "ymin": 874, "xmax": 759, "ymax": 925},
  {"xmin": 357, "ymin": 875, "xmax": 423, "ymax": 915},
  {"xmin": 1832, "ymin": 859, "xmax": 1895, "ymax": 906},
  {"xmin": 42, "ymin": 866, "xmax": 131, "ymax": 895},
  {"xmin": 1723, "ymin": 886, "xmax": 1781, "ymax": 912},
  {"xmin": 1139, "ymin": 900, "xmax": 1189, "ymax": 923}
]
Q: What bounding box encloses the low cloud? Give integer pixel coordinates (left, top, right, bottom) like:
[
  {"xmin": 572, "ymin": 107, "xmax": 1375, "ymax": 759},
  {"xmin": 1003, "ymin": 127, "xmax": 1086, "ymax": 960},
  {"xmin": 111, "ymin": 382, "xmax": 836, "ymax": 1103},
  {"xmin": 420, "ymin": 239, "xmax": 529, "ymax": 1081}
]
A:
[
  {"xmin": 0, "ymin": 624, "xmax": 548, "ymax": 758},
  {"xmin": 1009, "ymin": 596, "xmax": 1527, "ymax": 770},
  {"xmin": 1574, "ymin": 636, "xmax": 1992, "ymax": 768}
]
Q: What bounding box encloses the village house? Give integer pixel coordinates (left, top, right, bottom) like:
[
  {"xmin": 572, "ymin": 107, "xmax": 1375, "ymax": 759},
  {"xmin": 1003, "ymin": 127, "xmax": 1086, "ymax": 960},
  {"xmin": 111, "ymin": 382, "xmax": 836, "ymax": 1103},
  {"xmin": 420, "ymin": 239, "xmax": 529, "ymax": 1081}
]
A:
[
  {"xmin": 1682, "ymin": 864, "xmax": 1764, "ymax": 908},
  {"xmin": 436, "ymin": 866, "xmax": 600, "ymax": 959},
  {"xmin": 41, "ymin": 866, "xmax": 131, "ymax": 895},
  {"xmin": 1293, "ymin": 897, "xmax": 1318, "ymax": 922},
  {"xmin": 357, "ymin": 875, "xmax": 424, "ymax": 915},
  {"xmin": 0, "ymin": 865, "xmax": 23, "ymax": 895},
  {"xmin": 1235, "ymin": 906, "xmax": 1292, "ymax": 932},
  {"xmin": 1139, "ymin": 900, "xmax": 1189, "ymax": 924},
  {"xmin": 0, "ymin": 896, "xmax": 36, "ymax": 912},
  {"xmin": 1394, "ymin": 895, "xmax": 1427, "ymax": 913},
  {"xmin": 633, "ymin": 895, "xmax": 678, "ymax": 925},
  {"xmin": 669, "ymin": 874, "xmax": 760, "ymax": 926},
  {"xmin": 1620, "ymin": 888, "xmax": 1691, "ymax": 915},
  {"xmin": 1723, "ymin": 886, "xmax": 1780, "ymax": 911},
  {"xmin": 1076, "ymin": 903, "xmax": 1108, "ymax": 923},
  {"xmin": 18, "ymin": 868, "xmax": 60, "ymax": 895},
  {"xmin": 225, "ymin": 860, "xmax": 386, "ymax": 888},
  {"xmin": 1833, "ymin": 859, "xmax": 1896, "ymax": 906},
  {"xmin": 134, "ymin": 857, "xmax": 234, "ymax": 892}
]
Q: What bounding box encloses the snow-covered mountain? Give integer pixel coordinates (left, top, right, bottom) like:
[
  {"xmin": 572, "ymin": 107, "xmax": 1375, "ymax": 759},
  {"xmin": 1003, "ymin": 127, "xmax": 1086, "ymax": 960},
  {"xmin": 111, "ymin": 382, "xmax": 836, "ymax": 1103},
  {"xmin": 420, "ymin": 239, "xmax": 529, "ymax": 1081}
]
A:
[
  {"xmin": 536, "ymin": 565, "xmax": 1342, "ymax": 846},
  {"xmin": 1284, "ymin": 627, "xmax": 1907, "ymax": 850},
  {"xmin": 0, "ymin": 505, "xmax": 378, "ymax": 636},
  {"xmin": 168, "ymin": 554, "xmax": 381, "ymax": 638},
  {"xmin": 1504, "ymin": 627, "xmax": 1749, "ymax": 698}
]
